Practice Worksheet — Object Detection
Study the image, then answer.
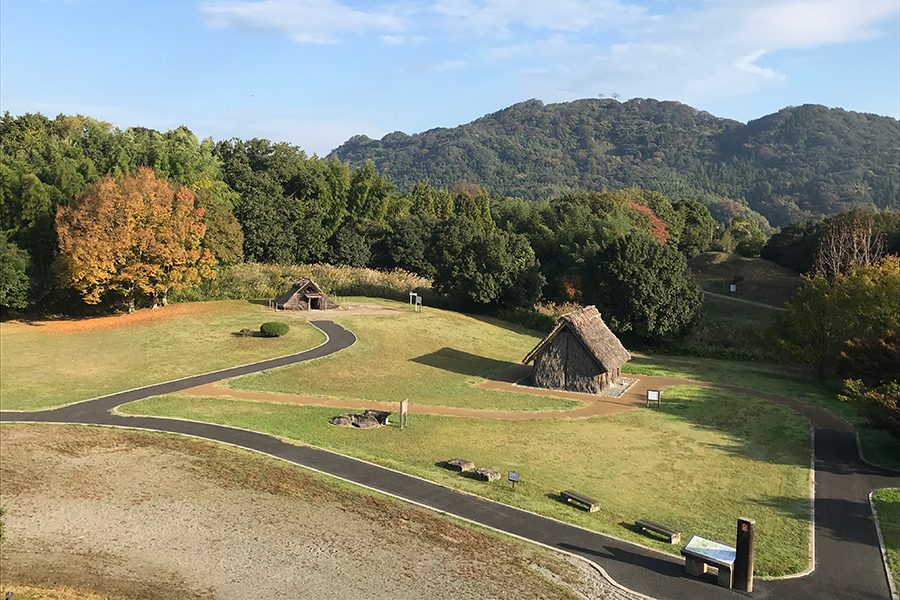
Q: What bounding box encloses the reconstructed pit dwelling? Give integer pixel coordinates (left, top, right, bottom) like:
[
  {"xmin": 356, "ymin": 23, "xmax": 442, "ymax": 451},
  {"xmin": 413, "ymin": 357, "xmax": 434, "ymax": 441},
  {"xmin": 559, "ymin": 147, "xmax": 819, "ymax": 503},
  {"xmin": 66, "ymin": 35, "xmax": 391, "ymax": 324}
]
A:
[
  {"xmin": 270, "ymin": 278, "xmax": 338, "ymax": 310},
  {"xmin": 523, "ymin": 305, "xmax": 630, "ymax": 395}
]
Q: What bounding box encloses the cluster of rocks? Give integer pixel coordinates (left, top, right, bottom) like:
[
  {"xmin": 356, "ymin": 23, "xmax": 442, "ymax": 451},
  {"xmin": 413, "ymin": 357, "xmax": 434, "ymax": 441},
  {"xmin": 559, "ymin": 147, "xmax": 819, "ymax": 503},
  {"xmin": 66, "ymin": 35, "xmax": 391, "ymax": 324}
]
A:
[
  {"xmin": 330, "ymin": 410, "xmax": 391, "ymax": 429},
  {"xmin": 446, "ymin": 458, "xmax": 501, "ymax": 482}
]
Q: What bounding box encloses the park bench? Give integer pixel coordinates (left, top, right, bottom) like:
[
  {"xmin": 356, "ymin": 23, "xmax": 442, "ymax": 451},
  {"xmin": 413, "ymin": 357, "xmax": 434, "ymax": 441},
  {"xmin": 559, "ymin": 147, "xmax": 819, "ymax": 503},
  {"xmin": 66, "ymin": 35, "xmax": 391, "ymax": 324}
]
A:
[
  {"xmin": 635, "ymin": 519, "xmax": 681, "ymax": 544},
  {"xmin": 680, "ymin": 534, "xmax": 736, "ymax": 589},
  {"xmin": 561, "ymin": 489, "xmax": 599, "ymax": 512}
]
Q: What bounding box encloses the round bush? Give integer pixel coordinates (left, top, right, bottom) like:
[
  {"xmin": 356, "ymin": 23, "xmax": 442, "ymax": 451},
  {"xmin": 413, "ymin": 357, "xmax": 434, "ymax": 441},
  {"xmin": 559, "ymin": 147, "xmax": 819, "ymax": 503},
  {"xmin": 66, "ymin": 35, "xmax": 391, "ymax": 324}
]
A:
[{"xmin": 260, "ymin": 322, "xmax": 290, "ymax": 337}]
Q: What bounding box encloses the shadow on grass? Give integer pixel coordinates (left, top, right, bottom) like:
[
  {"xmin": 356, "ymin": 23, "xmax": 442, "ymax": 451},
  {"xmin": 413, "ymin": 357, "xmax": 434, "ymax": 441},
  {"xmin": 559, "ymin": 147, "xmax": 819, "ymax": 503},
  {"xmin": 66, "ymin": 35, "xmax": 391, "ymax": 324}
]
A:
[
  {"xmin": 411, "ymin": 347, "xmax": 516, "ymax": 378},
  {"xmin": 231, "ymin": 329, "xmax": 266, "ymax": 338}
]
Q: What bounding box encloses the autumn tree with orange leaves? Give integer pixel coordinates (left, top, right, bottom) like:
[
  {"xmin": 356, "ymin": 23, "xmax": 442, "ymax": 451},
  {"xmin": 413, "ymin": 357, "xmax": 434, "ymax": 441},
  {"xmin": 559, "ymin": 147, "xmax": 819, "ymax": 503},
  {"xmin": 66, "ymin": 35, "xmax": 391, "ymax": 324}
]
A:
[{"xmin": 56, "ymin": 167, "xmax": 216, "ymax": 312}]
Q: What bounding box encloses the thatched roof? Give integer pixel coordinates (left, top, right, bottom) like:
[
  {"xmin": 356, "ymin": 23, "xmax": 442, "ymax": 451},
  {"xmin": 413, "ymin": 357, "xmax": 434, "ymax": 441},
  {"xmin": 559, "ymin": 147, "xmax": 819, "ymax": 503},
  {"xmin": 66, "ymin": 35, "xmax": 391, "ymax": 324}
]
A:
[
  {"xmin": 523, "ymin": 306, "xmax": 629, "ymax": 372},
  {"xmin": 273, "ymin": 278, "xmax": 324, "ymax": 304}
]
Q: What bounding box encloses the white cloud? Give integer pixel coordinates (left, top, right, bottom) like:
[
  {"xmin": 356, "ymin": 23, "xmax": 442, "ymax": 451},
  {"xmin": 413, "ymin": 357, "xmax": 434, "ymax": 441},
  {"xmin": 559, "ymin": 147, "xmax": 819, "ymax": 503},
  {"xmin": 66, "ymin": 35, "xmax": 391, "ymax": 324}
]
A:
[
  {"xmin": 199, "ymin": 0, "xmax": 404, "ymax": 44},
  {"xmin": 482, "ymin": 0, "xmax": 898, "ymax": 105},
  {"xmin": 432, "ymin": 0, "xmax": 645, "ymax": 34},
  {"xmin": 380, "ymin": 34, "xmax": 427, "ymax": 45}
]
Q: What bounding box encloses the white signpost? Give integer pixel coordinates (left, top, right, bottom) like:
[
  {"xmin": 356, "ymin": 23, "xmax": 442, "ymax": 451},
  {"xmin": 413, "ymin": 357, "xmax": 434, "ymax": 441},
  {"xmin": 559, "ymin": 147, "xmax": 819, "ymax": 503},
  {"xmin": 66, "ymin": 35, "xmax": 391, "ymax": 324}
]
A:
[
  {"xmin": 409, "ymin": 292, "xmax": 417, "ymax": 305},
  {"xmin": 415, "ymin": 295, "xmax": 422, "ymax": 312},
  {"xmin": 400, "ymin": 398, "xmax": 409, "ymax": 429},
  {"xmin": 647, "ymin": 389, "xmax": 661, "ymax": 408}
]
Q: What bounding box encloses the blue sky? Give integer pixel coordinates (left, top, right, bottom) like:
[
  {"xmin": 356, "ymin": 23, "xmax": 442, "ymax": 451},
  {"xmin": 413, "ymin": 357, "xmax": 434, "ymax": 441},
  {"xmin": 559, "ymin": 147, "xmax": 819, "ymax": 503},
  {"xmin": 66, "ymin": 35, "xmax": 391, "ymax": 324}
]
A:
[{"xmin": 2, "ymin": 0, "xmax": 898, "ymax": 156}]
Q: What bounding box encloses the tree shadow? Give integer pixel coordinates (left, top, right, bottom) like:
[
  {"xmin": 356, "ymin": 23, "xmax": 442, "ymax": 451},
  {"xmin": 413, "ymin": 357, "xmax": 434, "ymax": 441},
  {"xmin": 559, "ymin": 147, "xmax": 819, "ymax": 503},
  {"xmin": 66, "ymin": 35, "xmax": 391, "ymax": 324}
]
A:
[{"xmin": 410, "ymin": 347, "xmax": 516, "ymax": 378}]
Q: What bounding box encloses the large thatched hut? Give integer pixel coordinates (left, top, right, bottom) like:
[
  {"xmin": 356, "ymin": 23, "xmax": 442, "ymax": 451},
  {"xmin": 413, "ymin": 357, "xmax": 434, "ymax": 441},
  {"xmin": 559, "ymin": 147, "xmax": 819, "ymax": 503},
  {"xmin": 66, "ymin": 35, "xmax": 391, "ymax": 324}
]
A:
[
  {"xmin": 523, "ymin": 305, "xmax": 630, "ymax": 394},
  {"xmin": 270, "ymin": 278, "xmax": 338, "ymax": 311}
]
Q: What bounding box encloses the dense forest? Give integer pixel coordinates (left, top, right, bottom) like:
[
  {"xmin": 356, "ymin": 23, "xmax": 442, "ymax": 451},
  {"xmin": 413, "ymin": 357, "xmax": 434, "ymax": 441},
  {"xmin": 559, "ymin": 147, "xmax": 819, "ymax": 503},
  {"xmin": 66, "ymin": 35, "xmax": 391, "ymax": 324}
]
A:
[{"xmin": 332, "ymin": 98, "xmax": 900, "ymax": 228}]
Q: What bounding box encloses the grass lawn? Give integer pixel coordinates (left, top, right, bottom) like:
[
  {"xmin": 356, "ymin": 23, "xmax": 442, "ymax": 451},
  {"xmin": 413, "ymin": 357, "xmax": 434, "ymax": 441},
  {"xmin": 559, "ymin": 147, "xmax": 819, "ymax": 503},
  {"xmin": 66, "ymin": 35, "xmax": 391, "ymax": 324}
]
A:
[
  {"xmin": 0, "ymin": 301, "xmax": 324, "ymax": 411},
  {"xmin": 701, "ymin": 293, "xmax": 782, "ymax": 325},
  {"xmin": 229, "ymin": 304, "xmax": 579, "ymax": 412},
  {"xmin": 121, "ymin": 384, "xmax": 811, "ymax": 576},
  {"xmin": 689, "ymin": 252, "xmax": 802, "ymax": 307},
  {"xmin": 622, "ymin": 353, "xmax": 900, "ymax": 471},
  {"xmin": 873, "ymin": 488, "xmax": 900, "ymax": 592}
]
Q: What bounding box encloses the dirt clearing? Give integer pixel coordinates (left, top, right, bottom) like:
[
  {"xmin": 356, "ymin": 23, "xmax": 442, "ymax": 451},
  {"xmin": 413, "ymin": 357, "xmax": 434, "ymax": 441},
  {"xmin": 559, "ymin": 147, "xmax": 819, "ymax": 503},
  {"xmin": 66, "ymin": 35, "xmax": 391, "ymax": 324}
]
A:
[{"xmin": 0, "ymin": 424, "xmax": 640, "ymax": 600}]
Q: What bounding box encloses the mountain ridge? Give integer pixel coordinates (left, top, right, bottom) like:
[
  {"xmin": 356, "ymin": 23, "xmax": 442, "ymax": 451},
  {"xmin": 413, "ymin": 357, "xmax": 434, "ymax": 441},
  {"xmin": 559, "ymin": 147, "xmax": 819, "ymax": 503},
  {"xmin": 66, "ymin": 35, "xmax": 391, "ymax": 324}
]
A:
[{"xmin": 331, "ymin": 98, "xmax": 899, "ymax": 227}]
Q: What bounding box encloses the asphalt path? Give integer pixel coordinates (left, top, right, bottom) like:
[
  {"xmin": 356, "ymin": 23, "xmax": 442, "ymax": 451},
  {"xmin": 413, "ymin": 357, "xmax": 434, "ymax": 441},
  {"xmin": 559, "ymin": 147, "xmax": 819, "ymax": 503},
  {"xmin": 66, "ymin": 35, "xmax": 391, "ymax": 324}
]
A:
[{"xmin": 2, "ymin": 319, "xmax": 897, "ymax": 600}]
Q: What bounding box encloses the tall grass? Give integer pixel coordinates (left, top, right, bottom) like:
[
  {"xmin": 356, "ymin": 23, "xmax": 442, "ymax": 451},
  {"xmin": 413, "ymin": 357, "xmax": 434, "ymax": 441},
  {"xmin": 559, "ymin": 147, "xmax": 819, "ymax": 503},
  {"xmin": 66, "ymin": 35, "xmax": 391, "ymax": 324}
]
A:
[{"xmin": 172, "ymin": 263, "xmax": 432, "ymax": 303}]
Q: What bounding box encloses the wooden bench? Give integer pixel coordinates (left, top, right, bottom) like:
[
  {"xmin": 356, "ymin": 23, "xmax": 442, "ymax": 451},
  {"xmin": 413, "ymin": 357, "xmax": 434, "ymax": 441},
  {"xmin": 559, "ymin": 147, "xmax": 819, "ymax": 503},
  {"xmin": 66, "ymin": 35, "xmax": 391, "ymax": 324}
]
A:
[
  {"xmin": 680, "ymin": 535, "xmax": 736, "ymax": 589},
  {"xmin": 561, "ymin": 490, "xmax": 599, "ymax": 512},
  {"xmin": 635, "ymin": 519, "xmax": 681, "ymax": 544}
]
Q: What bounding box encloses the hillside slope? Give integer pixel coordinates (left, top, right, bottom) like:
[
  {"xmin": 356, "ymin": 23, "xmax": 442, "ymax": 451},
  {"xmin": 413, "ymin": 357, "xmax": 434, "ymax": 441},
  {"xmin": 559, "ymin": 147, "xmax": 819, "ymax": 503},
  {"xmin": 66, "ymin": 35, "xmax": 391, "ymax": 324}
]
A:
[{"xmin": 332, "ymin": 99, "xmax": 899, "ymax": 227}]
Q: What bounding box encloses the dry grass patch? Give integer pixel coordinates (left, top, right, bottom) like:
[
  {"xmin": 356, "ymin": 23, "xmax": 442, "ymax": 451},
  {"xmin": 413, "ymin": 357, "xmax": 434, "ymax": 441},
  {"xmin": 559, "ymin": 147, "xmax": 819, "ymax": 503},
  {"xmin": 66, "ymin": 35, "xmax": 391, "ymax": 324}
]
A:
[{"xmin": 0, "ymin": 301, "xmax": 324, "ymax": 411}]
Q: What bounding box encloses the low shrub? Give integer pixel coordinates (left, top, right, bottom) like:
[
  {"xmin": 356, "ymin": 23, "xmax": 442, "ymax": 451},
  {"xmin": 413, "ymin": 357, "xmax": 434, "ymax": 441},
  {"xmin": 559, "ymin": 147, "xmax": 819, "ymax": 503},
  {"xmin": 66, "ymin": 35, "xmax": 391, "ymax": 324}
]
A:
[
  {"xmin": 260, "ymin": 322, "xmax": 290, "ymax": 338},
  {"xmin": 496, "ymin": 307, "xmax": 556, "ymax": 333},
  {"xmin": 842, "ymin": 380, "xmax": 900, "ymax": 438}
]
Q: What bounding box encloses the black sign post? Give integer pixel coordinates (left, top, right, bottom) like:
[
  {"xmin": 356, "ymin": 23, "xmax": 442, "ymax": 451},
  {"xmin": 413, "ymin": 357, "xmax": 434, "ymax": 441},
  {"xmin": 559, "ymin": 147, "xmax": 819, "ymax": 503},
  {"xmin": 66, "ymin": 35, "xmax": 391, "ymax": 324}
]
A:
[
  {"xmin": 647, "ymin": 389, "xmax": 660, "ymax": 408},
  {"xmin": 508, "ymin": 471, "xmax": 519, "ymax": 490},
  {"xmin": 734, "ymin": 517, "xmax": 755, "ymax": 592}
]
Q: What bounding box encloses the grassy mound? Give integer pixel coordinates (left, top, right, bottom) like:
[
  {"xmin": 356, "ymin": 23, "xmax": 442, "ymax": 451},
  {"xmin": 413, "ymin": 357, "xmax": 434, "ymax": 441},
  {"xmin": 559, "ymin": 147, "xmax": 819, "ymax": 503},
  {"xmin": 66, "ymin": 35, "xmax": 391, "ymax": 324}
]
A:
[{"xmin": 690, "ymin": 252, "xmax": 802, "ymax": 307}]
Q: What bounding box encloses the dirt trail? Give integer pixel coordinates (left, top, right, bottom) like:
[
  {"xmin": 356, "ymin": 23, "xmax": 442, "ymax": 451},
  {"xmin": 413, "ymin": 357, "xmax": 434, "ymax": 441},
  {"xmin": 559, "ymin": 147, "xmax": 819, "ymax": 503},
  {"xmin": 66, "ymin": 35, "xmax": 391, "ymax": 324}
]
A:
[{"xmin": 177, "ymin": 364, "xmax": 706, "ymax": 420}]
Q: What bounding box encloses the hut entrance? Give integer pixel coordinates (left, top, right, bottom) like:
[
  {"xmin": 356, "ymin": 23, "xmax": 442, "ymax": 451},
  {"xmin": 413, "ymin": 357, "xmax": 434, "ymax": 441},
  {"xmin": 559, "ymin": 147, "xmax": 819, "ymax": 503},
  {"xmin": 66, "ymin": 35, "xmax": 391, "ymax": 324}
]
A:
[{"xmin": 307, "ymin": 294, "xmax": 323, "ymax": 310}]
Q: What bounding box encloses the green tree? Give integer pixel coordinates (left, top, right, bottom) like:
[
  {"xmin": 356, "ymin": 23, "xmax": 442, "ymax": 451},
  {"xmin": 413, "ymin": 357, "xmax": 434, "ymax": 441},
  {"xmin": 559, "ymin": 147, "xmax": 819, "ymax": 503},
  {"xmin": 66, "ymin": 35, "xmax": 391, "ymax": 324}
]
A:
[
  {"xmin": 776, "ymin": 256, "xmax": 900, "ymax": 381},
  {"xmin": 582, "ymin": 233, "xmax": 703, "ymax": 339},
  {"xmin": 0, "ymin": 230, "xmax": 30, "ymax": 309},
  {"xmin": 675, "ymin": 198, "xmax": 716, "ymax": 257},
  {"xmin": 429, "ymin": 216, "xmax": 543, "ymax": 307}
]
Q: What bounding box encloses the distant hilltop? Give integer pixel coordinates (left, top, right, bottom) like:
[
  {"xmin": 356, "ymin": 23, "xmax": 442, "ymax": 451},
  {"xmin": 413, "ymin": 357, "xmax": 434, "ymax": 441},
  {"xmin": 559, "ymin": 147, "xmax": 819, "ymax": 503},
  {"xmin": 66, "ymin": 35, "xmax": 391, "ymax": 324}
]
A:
[{"xmin": 331, "ymin": 98, "xmax": 900, "ymax": 227}]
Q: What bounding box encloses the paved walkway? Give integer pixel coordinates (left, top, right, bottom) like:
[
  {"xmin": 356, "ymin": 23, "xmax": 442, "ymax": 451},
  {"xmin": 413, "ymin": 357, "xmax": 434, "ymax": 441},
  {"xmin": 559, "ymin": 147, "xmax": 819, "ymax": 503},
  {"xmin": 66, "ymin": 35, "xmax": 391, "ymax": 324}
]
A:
[
  {"xmin": 2, "ymin": 320, "xmax": 897, "ymax": 600},
  {"xmin": 703, "ymin": 290, "xmax": 788, "ymax": 311}
]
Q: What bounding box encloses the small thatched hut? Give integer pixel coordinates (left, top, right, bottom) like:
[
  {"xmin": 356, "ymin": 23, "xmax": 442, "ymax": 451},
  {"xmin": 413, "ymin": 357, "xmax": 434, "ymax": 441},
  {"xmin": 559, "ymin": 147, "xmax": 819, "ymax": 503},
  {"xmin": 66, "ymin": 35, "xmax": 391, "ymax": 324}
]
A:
[
  {"xmin": 270, "ymin": 278, "xmax": 338, "ymax": 311},
  {"xmin": 523, "ymin": 306, "xmax": 630, "ymax": 394}
]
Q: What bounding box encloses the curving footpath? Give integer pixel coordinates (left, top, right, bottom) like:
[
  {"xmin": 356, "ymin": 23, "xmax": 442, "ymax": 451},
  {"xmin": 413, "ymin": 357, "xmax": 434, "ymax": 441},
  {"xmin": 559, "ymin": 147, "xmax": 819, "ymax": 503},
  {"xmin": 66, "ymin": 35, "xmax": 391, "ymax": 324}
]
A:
[{"xmin": 2, "ymin": 320, "xmax": 898, "ymax": 600}]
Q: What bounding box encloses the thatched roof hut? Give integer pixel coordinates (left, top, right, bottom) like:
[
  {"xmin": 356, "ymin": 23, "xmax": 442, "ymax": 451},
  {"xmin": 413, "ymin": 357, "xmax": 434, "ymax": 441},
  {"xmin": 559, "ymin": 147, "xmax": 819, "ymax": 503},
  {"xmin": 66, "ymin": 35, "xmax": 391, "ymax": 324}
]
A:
[
  {"xmin": 523, "ymin": 305, "xmax": 630, "ymax": 394},
  {"xmin": 270, "ymin": 278, "xmax": 338, "ymax": 311}
]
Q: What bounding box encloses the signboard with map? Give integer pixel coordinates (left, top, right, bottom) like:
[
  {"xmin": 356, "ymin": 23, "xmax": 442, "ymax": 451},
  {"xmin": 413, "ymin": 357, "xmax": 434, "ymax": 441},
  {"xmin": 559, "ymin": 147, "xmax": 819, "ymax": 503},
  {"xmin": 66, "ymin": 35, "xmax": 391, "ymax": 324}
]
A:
[{"xmin": 681, "ymin": 535, "xmax": 736, "ymax": 567}]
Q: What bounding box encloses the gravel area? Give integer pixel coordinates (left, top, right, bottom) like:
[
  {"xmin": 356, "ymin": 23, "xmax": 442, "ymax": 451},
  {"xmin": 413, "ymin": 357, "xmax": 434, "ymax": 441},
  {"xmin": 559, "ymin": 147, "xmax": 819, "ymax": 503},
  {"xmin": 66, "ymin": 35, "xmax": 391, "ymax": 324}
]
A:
[{"xmin": 0, "ymin": 424, "xmax": 648, "ymax": 600}]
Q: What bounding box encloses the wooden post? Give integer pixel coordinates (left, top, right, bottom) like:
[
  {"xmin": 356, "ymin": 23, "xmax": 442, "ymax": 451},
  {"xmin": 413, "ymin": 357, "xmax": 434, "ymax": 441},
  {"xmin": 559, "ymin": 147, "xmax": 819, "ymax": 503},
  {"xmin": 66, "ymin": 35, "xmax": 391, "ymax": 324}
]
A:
[
  {"xmin": 400, "ymin": 398, "xmax": 409, "ymax": 429},
  {"xmin": 734, "ymin": 517, "xmax": 755, "ymax": 592}
]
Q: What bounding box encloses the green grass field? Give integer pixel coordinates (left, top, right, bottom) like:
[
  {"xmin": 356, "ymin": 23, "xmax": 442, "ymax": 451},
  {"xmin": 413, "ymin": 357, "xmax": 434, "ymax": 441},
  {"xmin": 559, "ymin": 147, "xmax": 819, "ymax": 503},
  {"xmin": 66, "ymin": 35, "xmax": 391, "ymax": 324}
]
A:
[
  {"xmin": 229, "ymin": 304, "xmax": 578, "ymax": 412},
  {"xmin": 690, "ymin": 252, "xmax": 802, "ymax": 307},
  {"xmin": 623, "ymin": 354, "xmax": 900, "ymax": 470},
  {"xmin": 121, "ymin": 385, "xmax": 811, "ymax": 576},
  {"xmin": 0, "ymin": 301, "xmax": 324, "ymax": 411},
  {"xmin": 873, "ymin": 488, "xmax": 900, "ymax": 591}
]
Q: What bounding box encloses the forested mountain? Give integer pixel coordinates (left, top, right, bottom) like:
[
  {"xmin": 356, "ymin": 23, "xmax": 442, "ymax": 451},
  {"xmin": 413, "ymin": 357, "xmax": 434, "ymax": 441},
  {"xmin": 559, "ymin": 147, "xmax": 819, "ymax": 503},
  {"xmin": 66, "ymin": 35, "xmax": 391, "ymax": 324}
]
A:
[{"xmin": 331, "ymin": 99, "xmax": 900, "ymax": 227}]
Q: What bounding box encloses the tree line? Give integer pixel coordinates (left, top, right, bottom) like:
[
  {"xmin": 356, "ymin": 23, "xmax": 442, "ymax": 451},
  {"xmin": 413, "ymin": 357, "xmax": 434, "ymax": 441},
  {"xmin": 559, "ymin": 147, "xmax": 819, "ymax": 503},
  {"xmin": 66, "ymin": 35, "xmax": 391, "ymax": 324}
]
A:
[{"xmin": 0, "ymin": 112, "xmax": 716, "ymax": 340}]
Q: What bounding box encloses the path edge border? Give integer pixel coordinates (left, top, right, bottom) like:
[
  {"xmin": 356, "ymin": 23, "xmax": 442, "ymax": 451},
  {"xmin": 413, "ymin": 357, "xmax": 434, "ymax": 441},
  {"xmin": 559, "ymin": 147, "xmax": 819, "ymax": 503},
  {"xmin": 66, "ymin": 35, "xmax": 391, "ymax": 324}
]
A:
[{"xmin": 869, "ymin": 489, "xmax": 900, "ymax": 600}]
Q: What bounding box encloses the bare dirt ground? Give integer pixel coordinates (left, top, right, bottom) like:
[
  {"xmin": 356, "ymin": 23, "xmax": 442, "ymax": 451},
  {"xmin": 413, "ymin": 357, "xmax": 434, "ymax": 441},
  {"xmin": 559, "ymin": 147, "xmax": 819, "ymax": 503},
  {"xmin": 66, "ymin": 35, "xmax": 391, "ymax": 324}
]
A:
[
  {"xmin": 273, "ymin": 300, "xmax": 412, "ymax": 319},
  {"xmin": 0, "ymin": 424, "xmax": 643, "ymax": 600},
  {"xmin": 178, "ymin": 366, "xmax": 696, "ymax": 420}
]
